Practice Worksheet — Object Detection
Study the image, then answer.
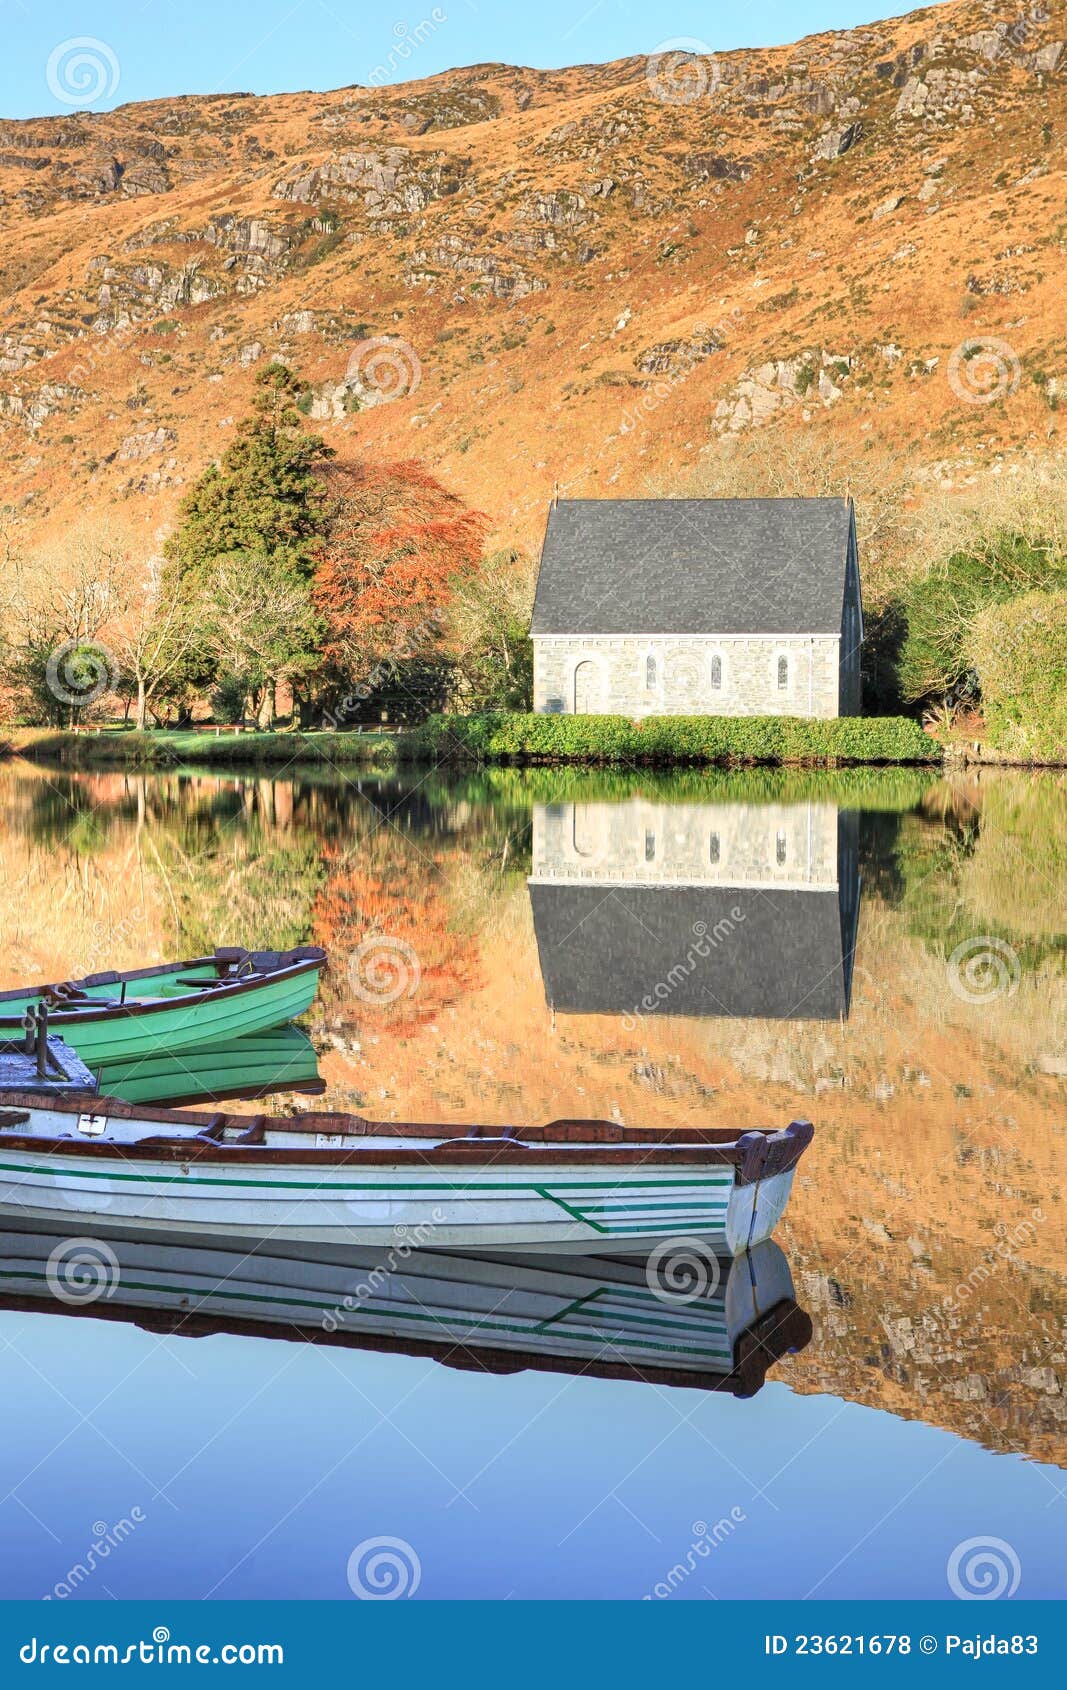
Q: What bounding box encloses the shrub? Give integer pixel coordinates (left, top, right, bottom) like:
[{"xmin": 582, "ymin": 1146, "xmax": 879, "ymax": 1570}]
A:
[
  {"xmin": 404, "ymin": 712, "xmax": 939, "ymax": 767},
  {"xmin": 896, "ymin": 528, "xmax": 1067, "ymax": 706},
  {"xmin": 967, "ymin": 589, "xmax": 1067, "ymax": 760}
]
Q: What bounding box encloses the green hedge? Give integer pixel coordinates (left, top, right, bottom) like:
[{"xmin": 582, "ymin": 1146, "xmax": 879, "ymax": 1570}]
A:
[{"xmin": 404, "ymin": 712, "xmax": 940, "ymax": 767}]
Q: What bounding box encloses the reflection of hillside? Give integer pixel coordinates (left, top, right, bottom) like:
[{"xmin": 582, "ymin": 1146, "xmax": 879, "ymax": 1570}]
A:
[{"xmin": 529, "ymin": 800, "xmax": 860, "ymax": 1020}]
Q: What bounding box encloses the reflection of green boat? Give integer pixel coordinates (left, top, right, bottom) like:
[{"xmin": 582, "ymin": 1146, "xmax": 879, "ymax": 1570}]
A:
[
  {"xmin": 0, "ymin": 947, "xmax": 325, "ymax": 1066},
  {"xmin": 93, "ymin": 1025, "xmax": 325, "ymax": 1107}
]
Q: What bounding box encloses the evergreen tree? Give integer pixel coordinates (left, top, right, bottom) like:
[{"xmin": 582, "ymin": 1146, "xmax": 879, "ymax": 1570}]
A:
[{"xmin": 168, "ymin": 363, "xmax": 333, "ymax": 725}]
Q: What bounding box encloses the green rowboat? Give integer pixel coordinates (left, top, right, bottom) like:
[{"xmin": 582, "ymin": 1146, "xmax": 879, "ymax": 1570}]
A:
[
  {"xmin": 0, "ymin": 946, "xmax": 326, "ymax": 1066},
  {"xmin": 93, "ymin": 1024, "xmax": 325, "ymax": 1107}
]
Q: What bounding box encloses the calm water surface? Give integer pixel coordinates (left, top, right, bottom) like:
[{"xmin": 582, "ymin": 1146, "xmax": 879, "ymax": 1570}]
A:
[{"xmin": 0, "ymin": 758, "xmax": 1063, "ymax": 1599}]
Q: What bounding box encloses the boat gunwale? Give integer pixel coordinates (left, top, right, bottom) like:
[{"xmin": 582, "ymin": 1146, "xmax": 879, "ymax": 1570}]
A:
[
  {"xmin": 0, "ymin": 1096, "xmax": 814, "ymax": 1180},
  {"xmin": 0, "ymin": 948, "xmax": 326, "ymax": 1030}
]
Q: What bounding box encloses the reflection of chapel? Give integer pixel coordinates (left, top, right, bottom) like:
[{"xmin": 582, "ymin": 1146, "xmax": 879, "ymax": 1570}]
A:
[{"xmin": 529, "ymin": 801, "xmax": 860, "ymax": 1021}]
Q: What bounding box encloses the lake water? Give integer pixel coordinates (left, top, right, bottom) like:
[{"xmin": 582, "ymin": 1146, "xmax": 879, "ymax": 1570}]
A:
[{"xmin": 0, "ymin": 758, "xmax": 1063, "ymax": 1600}]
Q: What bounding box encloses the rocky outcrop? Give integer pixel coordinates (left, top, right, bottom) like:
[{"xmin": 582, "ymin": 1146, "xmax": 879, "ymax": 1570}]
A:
[
  {"xmin": 92, "ymin": 259, "xmax": 222, "ymax": 327},
  {"xmin": 271, "ymin": 148, "xmax": 466, "ymax": 214},
  {"xmin": 406, "ymin": 238, "xmax": 545, "ymax": 299},
  {"xmin": 893, "ymin": 67, "xmax": 984, "ymax": 122},
  {"xmin": 714, "ymin": 349, "xmax": 852, "ymax": 432},
  {"xmin": 118, "ymin": 425, "xmax": 177, "ymax": 460},
  {"xmin": 203, "ymin": 215, "xmax": 291, "ymax": 260},
  {"xmin": 812, "ymin": 120, "xmax": 863, "ymax": 161},
  {"xmin": 685, "ymin": 152, "xmax": 753, "ymax": 182}
]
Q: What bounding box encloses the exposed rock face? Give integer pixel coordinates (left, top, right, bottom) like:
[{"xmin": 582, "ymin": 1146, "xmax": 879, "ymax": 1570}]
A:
[
  {"xmin": 524, "ymin": 188, "xmax": 590, "ymax": 227},
  {"xmin": 685, "ymin": 152, "xmax": 753, "ymax": 182},
  {"xmin": 635, "ymin": 330, "xmax": 721, "ymax": 375},
  {"xmin": 714, "ymin": 349, "xmax": 852, "ymax": 431},
  {"xmin": 812, "ymin": 121, "xmax": 864, "ymax": 160},
  {"xmin": 203, "ymin": 215, "xmax": 291, "ymax": 260},
  {"xmin": 893, "ymin": 67, "xmax": 984, "ymax": 121},
  {"xmin": 406, "ymin": 238, "xmax": 546, "ymax": 298},
  {"xmin": 119, "ymin": 425, "xmax": 177, "ymax": 460},
  {"xmin": 121, "ymin": 161, "xmax": 171, "ymax": 196},
  {"xmin": 93, "ymin": 260, "xmax": 222, "ymax": 326},
  {"xmin": 271, "ymin": 148, "xmax": 466, "ymax": 213}
]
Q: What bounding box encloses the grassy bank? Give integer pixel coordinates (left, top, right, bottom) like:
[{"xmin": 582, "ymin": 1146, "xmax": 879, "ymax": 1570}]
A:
[
  {"xmin": 1, "ymin": 727, "xmax": 396, "ymax": 770},
  {"xmin": 403, "ymin": 712, "xmax": 942, "ymax": 767}
]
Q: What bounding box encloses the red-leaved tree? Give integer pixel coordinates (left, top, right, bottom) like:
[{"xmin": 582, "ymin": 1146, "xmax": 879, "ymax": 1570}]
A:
[{"xmin": 313, "ymin": 460, "xmax": 487, "ymax": 687}]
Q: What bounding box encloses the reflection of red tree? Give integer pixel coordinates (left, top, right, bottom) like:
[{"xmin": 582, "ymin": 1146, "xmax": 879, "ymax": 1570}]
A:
[{"xmin": 311, "ymin": 839, "xmax": 481, "ymax": 1036}]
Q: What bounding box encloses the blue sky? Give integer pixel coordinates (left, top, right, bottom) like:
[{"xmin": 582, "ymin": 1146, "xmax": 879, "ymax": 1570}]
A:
[{"xmin": 3, "ymin": 1, "xmax": 943, "ymax": 120}]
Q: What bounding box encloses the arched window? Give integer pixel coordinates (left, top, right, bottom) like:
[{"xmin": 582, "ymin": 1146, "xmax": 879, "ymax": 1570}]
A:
[
  {"xmin": 644, "ymin": 829, "xmax": 656, "ymax": 863},
  {"xmin": 645, "ymin": 655, "xmax": 657, "ymax": 690},
  {"xmin": 777, "ymin": 654, "xmax": 789, "ymax": 691},
  {"xmin": 775, "ymin": 828, "xmax": 788, "ymax": 866},
  {"xmin": 709, "ymin": 831, "xmax": 721, "ymax": 866},
  {"xmin": 710, "ymin": 654, "xmax": 722, "ymax": 689}
]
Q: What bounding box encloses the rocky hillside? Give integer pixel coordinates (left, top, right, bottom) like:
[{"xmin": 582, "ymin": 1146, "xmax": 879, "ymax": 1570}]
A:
[{"xmin": 0, "ymin": 0, "xmax": 1063, "ymax": 558}]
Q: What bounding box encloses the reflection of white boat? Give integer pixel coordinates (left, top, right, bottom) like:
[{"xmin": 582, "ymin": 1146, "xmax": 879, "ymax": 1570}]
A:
[
  {"xmin": 0, "ymin": 1099, "xmax": 813, "ymax": 1254},
  {"xmin": 0, "ymin": 1222, "xmax": 811, "ymax": 1396}
]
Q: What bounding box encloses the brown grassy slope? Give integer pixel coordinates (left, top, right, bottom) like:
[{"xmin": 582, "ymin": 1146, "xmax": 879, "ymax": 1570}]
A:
[{"xmin": 0, "ymin": 0, "xmax": 1064, "ymax": 563}]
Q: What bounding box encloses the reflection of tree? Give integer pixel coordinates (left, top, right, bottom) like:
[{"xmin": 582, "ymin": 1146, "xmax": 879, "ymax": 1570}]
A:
[
  {"xmin": 312, "ymin": 831, "xmax": 482, "ymax": 1037},
  {"xmin": 897, "ymin": 775, "xmax": 1067, "ymax": 971}
]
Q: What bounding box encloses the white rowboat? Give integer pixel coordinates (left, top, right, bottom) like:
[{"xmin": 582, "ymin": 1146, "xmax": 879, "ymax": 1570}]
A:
[{"xmin": 0, "ymin": 1096, "xmax": 814, "ymax": 1255}]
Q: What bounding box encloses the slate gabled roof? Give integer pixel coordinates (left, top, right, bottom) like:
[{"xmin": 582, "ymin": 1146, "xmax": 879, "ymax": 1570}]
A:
[{"xmin": 531, "ymin": 497, "xmax": 855, "ymax": 636}]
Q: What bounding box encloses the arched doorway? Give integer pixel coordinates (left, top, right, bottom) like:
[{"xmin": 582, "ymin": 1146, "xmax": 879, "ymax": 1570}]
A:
[{"xmin": 573, "ymin": 660, "xmax": 601, "ymax": 714}]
